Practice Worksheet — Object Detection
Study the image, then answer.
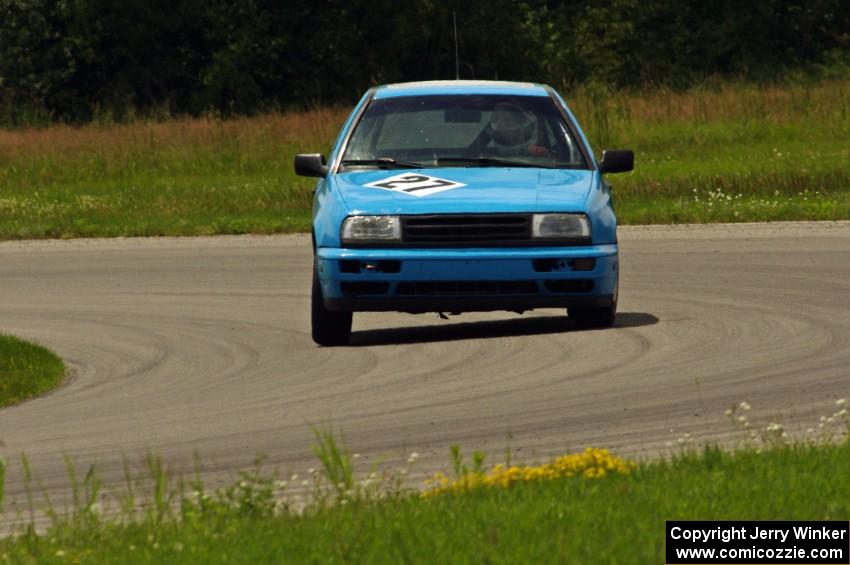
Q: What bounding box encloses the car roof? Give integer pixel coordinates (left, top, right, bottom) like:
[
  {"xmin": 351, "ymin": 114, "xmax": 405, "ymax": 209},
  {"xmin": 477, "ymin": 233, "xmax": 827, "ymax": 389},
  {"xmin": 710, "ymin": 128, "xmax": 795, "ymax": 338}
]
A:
[{"xmin": 373, "ymin": 80, "xmax": 550, "ymax": 99}]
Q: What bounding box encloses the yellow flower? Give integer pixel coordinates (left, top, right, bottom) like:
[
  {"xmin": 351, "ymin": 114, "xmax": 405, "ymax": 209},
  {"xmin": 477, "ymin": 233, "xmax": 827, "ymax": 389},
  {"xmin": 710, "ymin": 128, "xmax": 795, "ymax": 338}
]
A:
[{"xmin": 423, "ymin": 448, "xmax": 634, "ymax": 497}]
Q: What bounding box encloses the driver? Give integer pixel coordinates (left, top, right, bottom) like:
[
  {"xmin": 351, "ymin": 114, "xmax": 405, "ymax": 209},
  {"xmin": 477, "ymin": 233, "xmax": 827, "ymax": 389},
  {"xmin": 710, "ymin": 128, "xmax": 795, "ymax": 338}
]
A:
[{"xmin": 486, "ymin": 102, "xmax": 550, "ymax": 157}]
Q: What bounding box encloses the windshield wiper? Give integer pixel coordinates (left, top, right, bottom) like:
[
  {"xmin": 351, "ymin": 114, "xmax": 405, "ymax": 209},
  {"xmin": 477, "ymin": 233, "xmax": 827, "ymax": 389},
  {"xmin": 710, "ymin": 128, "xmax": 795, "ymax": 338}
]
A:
[
  {"xmin": 435, "ymin": 156, "xmax": 553, "ymax": 168},
  {"xmin": 341, "ymin": 157, "xmax": 424, "ymax": 169}
]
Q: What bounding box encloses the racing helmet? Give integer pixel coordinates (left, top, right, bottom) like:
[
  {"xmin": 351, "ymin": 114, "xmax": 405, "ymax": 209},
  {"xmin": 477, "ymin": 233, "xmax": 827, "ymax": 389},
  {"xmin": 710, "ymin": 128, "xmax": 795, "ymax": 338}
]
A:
[{"xmin": 489, "ymin": 102, "xmax": 535, "ymax": 146}]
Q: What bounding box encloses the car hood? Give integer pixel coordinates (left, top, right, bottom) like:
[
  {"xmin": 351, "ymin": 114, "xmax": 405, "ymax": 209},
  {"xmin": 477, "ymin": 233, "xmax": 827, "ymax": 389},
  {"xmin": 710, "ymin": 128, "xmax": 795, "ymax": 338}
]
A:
[{"xmin": 333, "ymin": 167, "xmax": 593, "ymax": 214}]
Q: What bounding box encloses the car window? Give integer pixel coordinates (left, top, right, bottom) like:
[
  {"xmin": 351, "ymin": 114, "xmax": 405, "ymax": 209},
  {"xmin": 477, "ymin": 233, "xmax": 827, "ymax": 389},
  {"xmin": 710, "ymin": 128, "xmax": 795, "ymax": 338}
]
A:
[
  {"xmin": 376, "ymin": 110, "xmax": 484, "ymax": 149},
  {"xmin": 341, "ymin": 94, "xmax": 587, "ymax": 169}
]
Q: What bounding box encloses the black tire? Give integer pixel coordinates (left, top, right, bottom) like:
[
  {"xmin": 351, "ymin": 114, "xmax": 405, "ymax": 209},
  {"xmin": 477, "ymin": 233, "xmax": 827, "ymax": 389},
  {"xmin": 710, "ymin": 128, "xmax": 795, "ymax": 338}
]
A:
[
  {"xmin": 569, "ymin": 303, "xmax": 616, "ymax": 328},
  {"xmin": 569, "ymin": 271, "xmax": 618, "ymax": 328},
  {"xmin": 311, "ymin": 265, "xmax": 352, "ymax": 346}
]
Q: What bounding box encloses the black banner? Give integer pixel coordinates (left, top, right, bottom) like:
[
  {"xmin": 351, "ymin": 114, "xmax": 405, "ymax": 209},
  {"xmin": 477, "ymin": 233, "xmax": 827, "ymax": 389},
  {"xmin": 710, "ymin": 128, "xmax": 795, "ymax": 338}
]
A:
[{"xmin": 666, "ymin": 521, "xmax": 849, "ymax": 564}]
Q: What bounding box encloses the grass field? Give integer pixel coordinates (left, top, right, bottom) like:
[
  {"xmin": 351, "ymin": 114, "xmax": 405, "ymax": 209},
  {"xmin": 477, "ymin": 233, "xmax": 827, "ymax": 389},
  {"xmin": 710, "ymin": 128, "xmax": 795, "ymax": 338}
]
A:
[
  {"xmin": 574, "ymin": 82, "xmax": 850, "ymax": 224},
  {"xmin": 0, "ymin": 334, "xmax": 65, "ymax": 407},
  {"xmin": 2, "ymin": 439, "xmax": 849, "ymax": 564},
  {"xmin": 1, "ymin": 80, "xmax": 849, "ymax": 239}
]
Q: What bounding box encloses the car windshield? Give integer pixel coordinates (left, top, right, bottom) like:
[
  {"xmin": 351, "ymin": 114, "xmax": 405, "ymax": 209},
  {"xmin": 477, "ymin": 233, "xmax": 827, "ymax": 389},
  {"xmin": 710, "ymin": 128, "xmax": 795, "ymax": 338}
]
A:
[{"xmin": 340, "ymin": 94, "xmax": 587, "ymax": 170}]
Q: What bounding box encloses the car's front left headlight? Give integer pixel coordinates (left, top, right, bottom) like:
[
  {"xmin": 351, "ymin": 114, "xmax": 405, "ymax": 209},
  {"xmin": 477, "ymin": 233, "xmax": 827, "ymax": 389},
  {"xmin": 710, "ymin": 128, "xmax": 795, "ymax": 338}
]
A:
[
  {"xmin": 532, "ymin": 213, "xmax": 591, "ymax": 239},
  {"xmin": 341, "ymin": 215, "xmax": 401, "ymax": 245}
]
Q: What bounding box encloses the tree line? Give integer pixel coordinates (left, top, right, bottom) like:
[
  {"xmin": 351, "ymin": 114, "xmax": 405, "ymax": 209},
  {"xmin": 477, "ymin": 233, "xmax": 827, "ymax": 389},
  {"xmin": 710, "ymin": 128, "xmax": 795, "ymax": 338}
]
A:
[{"xmin": 1, "ymin": 0, "xmax": 848, "ymax": 124}]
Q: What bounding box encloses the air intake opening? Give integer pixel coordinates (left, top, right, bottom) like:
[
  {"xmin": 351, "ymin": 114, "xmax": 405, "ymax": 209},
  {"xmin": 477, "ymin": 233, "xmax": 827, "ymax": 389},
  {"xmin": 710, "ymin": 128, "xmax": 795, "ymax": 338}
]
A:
[
  {"xmin": 341, "ymin": 282, "xmax": 390, "ymax": 296},
  {"xmin": 396, "ymin": 280, "xmax": 538, "ymax": 296},
  {"xmin": 569, "ymin": 258, "xmax": 596, "ymax": 271},
  {"xmin": 533, "ymin": 259, "xmax": 564, "ymax": 272},
  {"xmin": 340, "ymin": 260, "xmax": 361, "ymax": 273},
  {"xmin": 339, "ymin": 260, "xmax": 402, "ymax": 274},
  {"xmin": 545, "ymin": 280, "xmax": 594, "ymax": 293}
]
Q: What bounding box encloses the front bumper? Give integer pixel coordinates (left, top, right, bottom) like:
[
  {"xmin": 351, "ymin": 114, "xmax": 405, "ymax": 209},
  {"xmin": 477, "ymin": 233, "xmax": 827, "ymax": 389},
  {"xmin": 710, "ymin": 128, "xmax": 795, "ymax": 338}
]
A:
[{"xmin": 316, "ymin": 245, "xmax": 618, "ymax": 313}]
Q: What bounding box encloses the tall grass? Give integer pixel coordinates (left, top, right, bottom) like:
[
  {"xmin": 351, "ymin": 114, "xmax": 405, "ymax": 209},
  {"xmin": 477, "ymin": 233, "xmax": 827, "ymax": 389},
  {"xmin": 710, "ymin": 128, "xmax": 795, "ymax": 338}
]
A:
[
  {"xmin": 0, "ymin": 109, "xmax": 345, "ymax": 238},
  {"xmin": 1, "ymin": 415, "xmax": 849, "ymax": 564},
  {"xmin": 1, "ymin": 80, "xmax": 849, "ymax": 238},
  {"xmin": 570, "ymin": 80, "xmax": 850, "ymax": 128}
]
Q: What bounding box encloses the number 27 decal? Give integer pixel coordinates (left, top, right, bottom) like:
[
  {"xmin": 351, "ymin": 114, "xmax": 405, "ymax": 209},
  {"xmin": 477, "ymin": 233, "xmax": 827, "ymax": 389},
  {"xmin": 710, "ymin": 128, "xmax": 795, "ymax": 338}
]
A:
[{"xmin": 365, "ymin": 173, "xmax": 465, "ymax": 197}]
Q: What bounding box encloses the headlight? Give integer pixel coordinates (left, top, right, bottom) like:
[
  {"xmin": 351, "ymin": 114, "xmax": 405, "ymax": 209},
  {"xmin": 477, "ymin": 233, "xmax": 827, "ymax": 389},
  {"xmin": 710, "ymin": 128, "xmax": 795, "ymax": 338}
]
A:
[
  {"xmin": 341, "ymin": 215, "xmax": 401, "ymax": 244},
  {"xmin": 532, "ymin": 213, "xmax": 591, "ymax": 239}
]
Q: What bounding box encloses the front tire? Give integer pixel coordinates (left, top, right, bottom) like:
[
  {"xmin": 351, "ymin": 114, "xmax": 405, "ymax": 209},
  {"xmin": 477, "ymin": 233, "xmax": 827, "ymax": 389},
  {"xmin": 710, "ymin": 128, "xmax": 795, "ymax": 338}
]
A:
[
  {"xmin": 569, "ymin": 303, "xmax": 616, "ymax": 328},
  {"xmin": 311, "ymin": 265, "xmax": 352, "ymax": 346},
  {"xmin": 569, "ymin": 271, "xmax": 618, "ymax": 328}
]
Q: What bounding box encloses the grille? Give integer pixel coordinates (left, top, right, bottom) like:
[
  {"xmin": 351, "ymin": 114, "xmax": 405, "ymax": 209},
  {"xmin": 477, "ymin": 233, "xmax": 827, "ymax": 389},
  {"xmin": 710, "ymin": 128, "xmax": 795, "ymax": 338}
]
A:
[
  {"xmin": 341, "ymin": 282, "xmax": 390, "ymax": 296},
  {"xmin": 544, "ymin": 280, "xmax": 594, "ymax": 293},
  {"xmin": 401, "ymin": 214, "xmax": 530, "ymax": 245},
  {"xmin": 395, "ymin": 280, "xmax": 539, "ymax": 296}
]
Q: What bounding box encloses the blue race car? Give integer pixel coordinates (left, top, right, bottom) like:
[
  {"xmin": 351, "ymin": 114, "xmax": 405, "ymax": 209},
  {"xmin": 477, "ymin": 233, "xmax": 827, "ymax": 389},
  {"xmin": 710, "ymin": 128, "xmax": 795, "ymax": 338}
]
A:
[{"xmin": 295, "ymin": 80, "xmax": 633, "ymax": 346}]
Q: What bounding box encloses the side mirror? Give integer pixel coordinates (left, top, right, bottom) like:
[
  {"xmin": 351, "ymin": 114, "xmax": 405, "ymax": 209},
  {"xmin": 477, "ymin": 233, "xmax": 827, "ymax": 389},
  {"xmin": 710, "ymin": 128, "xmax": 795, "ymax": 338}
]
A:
[
  {"xmin": 597, "ymin": 149, "xmax": 634, "ymax": 174},
  {"xmin": 294, "ymin": 153, "xmax": 328, "ymax": 177}
]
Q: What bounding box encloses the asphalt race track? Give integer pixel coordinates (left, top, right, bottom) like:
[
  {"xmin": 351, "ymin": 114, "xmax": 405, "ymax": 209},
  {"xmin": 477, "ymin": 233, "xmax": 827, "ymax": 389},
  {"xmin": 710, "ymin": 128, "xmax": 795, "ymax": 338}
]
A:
[{"xmin": 2, "ymin": 222, "xmax": 849, "ymax": 510}]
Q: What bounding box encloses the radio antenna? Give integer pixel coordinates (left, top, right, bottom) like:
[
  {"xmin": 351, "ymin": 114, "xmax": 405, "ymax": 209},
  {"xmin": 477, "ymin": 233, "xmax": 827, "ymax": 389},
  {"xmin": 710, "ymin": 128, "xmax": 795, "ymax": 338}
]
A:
[{"xmin": 453, "ymin": 11, "xmax": 460, "ymax": 80}]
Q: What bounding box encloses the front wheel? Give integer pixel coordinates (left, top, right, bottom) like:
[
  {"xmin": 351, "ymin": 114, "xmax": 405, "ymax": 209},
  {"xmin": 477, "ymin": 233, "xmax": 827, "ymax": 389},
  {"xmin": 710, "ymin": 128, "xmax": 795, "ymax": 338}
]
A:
[
  {"xmin": 569, "ymin": 303, "xmax": 616, "ymax": 328},
  {"xmin": 569, "ymin": 272, "xmax": 618, "ymax": 328},
  {"xmin": 311, "ymin": 265, "xmax": 352, "ymax": 346}
]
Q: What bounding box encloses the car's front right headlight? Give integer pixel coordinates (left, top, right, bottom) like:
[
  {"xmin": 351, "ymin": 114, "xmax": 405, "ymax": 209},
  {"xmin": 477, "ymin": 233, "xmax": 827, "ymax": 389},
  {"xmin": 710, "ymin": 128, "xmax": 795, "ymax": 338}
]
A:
[{"xmin": 341, "ymin": 215, "xmax": 401, "ymax": 245}]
